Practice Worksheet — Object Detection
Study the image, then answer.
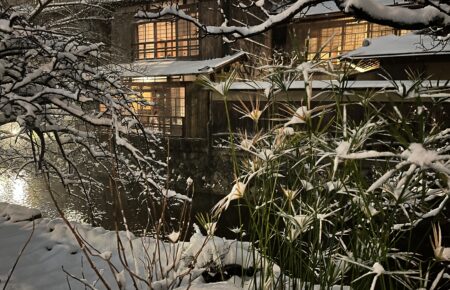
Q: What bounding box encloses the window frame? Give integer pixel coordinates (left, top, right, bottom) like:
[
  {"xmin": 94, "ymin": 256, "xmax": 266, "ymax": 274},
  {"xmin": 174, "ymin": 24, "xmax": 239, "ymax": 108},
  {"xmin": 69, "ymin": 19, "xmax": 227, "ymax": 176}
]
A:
[
  {"xmin": 129, "ymin": 81, "xmax": 186, "ymax": 137},
  {"xmin": 134, "ymin": 17, "xmax": 200, "ymax": 60},
  {"xmin": 306, "ymin": 17, "xmax": 407, "ymax": 60}
]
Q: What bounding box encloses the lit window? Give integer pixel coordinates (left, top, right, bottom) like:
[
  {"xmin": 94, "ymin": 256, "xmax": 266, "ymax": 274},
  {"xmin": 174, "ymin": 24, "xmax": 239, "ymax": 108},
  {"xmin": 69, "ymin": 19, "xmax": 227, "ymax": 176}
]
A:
[
  {"xmin": 98, "ymin": 82, "xmax": 185, "ymax": 136},
  {"xmin": 135, "ymin": 18, "xmax": 199, "ymax": 60},
  {"xmin": 369, "ymin": 23, "xmax": 395, "ymax": 38},
  {"xmin": 319, "ymin": 26, "xmax": 343, "ymax": 58},
  {"xmin": 131, "ymin": 84, "xmax": 186, "ymax": 136},
  {"xmin": 131, "ymin": 76, "xmax": 167, "ymax": 83},
  {"xmin": 343, "ymin": 21, "xmax": 367, "ymax": 52},
  {"xmin": 306, "ymin": 18, "xmax": 405, "ymax": 60}
]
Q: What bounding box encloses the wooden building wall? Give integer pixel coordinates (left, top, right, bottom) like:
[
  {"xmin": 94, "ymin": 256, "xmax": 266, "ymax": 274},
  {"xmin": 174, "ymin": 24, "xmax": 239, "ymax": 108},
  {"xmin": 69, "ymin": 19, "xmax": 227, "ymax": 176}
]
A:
[
  {"xmin": 198, "ymin": 1, "xmax": 224, "ymax": 59},
  {"xmin": 111, "ymin": 5, "xmax": 136, "ymax": 62},
  {"xmin": 185, "ymin": 83, "xmax": 209, "ymax": 138},
  {"xmin": 109, "ymin": 1, "xmax": 225, "ymax": 139}
]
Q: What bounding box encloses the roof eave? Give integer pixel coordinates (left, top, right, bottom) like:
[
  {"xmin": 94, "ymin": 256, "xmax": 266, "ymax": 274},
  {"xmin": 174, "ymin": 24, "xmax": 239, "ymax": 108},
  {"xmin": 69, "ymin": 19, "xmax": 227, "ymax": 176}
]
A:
[{"xmin": 343, "ymin": 51, "xmax": 450, "ymax": 60}]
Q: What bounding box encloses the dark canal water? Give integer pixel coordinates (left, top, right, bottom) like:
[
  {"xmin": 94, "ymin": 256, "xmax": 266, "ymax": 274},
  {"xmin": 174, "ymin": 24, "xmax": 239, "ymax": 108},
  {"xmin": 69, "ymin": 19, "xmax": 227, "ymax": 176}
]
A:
[
  {"xmin": 0, "ymin": 123, "xmax": 245, "ymax": 238},
  {"xmin": 0, "ymin": 169, "xmax": 245, "ymax": 238}
]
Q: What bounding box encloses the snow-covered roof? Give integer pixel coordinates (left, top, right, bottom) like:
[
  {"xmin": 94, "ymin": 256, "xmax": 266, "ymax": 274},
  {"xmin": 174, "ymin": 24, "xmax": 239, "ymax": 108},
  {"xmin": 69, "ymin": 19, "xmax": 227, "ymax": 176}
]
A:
[
  {"xmin": 229, "ymin": 80, "xmax": 448, "ymax": 91},
  {"xmin": 295, "ymin": 0, "xmax": 410, "ymax": 17},
  {"xmin": 342, "ymin": 33, "xmax": 450, "ymax": 59},
  {"xmin": 118, "ymin": 52, "xmax": 246, "ymax": 78}
]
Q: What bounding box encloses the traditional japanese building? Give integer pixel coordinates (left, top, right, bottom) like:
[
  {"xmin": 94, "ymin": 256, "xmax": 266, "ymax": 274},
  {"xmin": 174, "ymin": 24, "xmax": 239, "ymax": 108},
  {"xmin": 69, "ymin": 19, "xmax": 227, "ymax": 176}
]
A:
[
  {"xmin": 108, "ymin": 1, "xmax": 242, "ymax": 139},
  {"xmin": 15, "ymin": 0, "xmax": 448, "ymax": 140},
  {"xmin": 9, "ymin": 0, "xmax": 449, "ymax": 194},
  {"xmin": 104, "ymin": 0, "xmax": 450, "ymax": 141}
]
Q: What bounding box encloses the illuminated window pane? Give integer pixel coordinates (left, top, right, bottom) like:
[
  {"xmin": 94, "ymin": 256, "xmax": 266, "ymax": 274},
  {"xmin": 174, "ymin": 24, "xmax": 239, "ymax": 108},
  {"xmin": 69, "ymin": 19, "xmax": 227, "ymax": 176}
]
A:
[
  {"xmin": 321, "ymin": 26, "xmax": 342, "ymax": 52},
  {"xmin": 142, "ymin": 92, "xmax": 153, "ymax": 111},
  {"xmin": 306, "ymin": 17, "xmax": 409, "ymax": 60},
  {"xmin": 145, "ymin": 43, "xmax": 155, "ymax": 59},
  {"xmin": 135, "ymin": 12, "xmax": 199, "ymax": 60},
  {"xmin": 129, "ymin": 85, "xmax": 185, "ymax": 136},
  {"xmin": 399, "ymin": 29, "xmax": 409, "ymax": 36},
  {"xmin": 370, "ymin": 23, "xmax": 394, "ymax": 38},
  {"xmin": 178, "ymin": 22, "xmax": 188, "ymax": 39},
  {"xmin": 343, "ymin": 22, "xmax": 367, "ymax": 52},
  {"xmin": 308, "ymin": 37, "xmax": 318, "ymax": 53},
  {"xmin": 145, "ymin": 23, "xmax": 154, "ymax": 39}
]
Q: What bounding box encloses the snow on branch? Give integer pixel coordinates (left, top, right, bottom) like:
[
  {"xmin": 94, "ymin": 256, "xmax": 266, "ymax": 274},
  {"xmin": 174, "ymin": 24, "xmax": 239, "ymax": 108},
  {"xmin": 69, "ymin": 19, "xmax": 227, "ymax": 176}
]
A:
[
  {"xmin": 337, "ymin": 0, "xmax": 450, "ymax": 30},
  {"xmin": 8, "ymin": 0, "xmax": 115, "ymax": 34},
  {"xmin": 135, "ymin": 0, "xmax": 324, "ymax": 39},
  {"xmin": 136, "ymin": 0, "xmax": 450, "ymax": 40},
  {"xmin": 0, "ymin": 6, "xmax": 167, "ymax": 206}
]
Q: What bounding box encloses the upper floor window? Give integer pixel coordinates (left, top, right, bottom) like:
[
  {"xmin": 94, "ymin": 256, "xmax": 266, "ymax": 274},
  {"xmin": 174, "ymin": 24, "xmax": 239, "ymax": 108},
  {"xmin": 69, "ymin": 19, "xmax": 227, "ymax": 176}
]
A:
[
  {"xmin": 135, "ymin": 18, "xmax": 199, "ymax": 60},
  {"xmin": 306, "ymin": 18, "xmax": 408, "ymax": 60}
]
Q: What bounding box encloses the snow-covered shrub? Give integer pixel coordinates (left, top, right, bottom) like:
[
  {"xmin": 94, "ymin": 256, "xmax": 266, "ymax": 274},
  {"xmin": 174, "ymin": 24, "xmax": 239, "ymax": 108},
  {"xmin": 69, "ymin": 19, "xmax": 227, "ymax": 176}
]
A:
[{"xmin": 204, "ymin": 65, "xmax": 450, "ymax": 289}]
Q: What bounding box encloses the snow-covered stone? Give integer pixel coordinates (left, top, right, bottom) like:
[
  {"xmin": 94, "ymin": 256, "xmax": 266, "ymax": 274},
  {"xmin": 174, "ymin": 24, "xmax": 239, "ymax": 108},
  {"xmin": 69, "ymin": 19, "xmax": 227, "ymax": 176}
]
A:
[{"xmin": 0, "ymin": 202, "xmax": 41, "ymax": 222}]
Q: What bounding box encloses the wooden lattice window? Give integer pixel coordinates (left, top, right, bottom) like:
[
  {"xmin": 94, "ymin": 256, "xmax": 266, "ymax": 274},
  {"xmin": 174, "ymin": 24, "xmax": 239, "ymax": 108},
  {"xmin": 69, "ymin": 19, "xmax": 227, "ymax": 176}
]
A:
[
  {"xmin": 135, "ymin": 18, "xmax": 199, "ymax": 60},
  {"xmin": 343, "ymin": 20, "xmax": 368, "ymax": 52},
  {"xmin": 130, "ymin": 83, "xmax": 186, "ymax": 136},
  {"xmin": 307, "ymin": 17, "xmax": 406, "ymax": 60}
]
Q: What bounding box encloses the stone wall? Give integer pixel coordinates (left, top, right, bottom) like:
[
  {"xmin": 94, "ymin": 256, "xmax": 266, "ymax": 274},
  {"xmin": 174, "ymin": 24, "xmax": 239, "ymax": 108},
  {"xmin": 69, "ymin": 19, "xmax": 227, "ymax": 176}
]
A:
[{"xmin": 167, "ymin": 139, "xmax": 235, "ymax": 196}]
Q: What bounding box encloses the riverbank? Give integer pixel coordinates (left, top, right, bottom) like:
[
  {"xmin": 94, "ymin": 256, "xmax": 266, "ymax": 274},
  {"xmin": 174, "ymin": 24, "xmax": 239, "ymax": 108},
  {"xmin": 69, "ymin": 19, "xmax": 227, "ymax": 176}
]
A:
[
  {"xmin": 0, "ymin": 202, "xmax": 351, "ymax": 290},
  {"xmin": 0, "ymin": 169, "xmax": 247, "ymax": 238},
  {"xmin": 0, "ymin": 202, "xmax": 251, "ymax": 290}
]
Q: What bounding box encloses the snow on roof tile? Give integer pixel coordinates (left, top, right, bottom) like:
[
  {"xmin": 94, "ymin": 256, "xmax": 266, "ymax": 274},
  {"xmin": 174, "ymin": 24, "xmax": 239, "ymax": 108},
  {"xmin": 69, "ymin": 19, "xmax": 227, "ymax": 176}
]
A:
[
  {"xmin": 118, "ymin": 52, "xmax": 246, "ymax": 78},
  {"xmin": 342, "ymin": 33, "xmax": 450, "ymax": 59}
]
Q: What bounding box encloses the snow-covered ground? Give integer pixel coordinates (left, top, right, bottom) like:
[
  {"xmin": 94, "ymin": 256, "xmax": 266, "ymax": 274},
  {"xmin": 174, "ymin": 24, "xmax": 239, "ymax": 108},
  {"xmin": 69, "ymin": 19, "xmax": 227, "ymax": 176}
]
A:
[
  {"xmin": 0, "ymin": 202, "xmax": 248, "ymax": 290},
  {"xmin": 0, "ymin": 202, "xmax": 349, "ymax": 290}
]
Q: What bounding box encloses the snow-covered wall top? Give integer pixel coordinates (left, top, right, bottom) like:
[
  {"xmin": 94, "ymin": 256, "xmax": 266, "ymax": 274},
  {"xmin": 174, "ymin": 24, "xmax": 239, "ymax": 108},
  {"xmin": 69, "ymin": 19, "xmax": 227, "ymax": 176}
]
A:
[{"xmin": 342, "ymin": 33, "xmax": 450, "ymax": 59}]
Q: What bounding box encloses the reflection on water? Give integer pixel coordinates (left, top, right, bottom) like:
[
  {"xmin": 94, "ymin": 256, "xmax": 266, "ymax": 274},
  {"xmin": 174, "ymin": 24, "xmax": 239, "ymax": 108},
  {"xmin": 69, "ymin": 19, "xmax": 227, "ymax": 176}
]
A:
[
  {"xmin": 0, "ymin": 174, "xmax": 29, "ymax": 206},
  {"xmin": 64, "ymin": 208, "xmax": 86, "ymax": 222},
  {"xmin": 0, "ymin": 172, "xmax": 86, "ymax": 222},
  {"xmin": 0, "ymin": 123, "xmax": 245, "ymax": 237},
  {"xmin": 12, "ymin": 178, "xmax": 26, "ymax": 203},
  {"xmin": 0, "ymin": 123, "xmax": 90, "ymax": 223},
  {"xmin": 0, "ymin": 171, "xmax": 245, "ymax": 238}
]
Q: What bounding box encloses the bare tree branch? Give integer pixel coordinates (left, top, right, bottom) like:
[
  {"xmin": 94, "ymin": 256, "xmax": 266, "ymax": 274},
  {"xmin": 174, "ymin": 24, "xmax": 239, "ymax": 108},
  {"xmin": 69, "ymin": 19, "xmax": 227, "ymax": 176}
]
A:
[{"xmin": 136, "ymin": 0, "xmax": 450, "ymax": 41}]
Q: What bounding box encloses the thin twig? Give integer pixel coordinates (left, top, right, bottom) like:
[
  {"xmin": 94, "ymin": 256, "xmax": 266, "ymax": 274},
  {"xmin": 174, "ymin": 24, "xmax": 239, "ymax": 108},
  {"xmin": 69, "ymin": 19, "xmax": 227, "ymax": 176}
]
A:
[
  {"xmin": 3, "ymin": 220, "xmax": 35, "ymax": 290},
  {"xmin": 62, "ymin": 267, "xmax": 97, "ymax": 290}
]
